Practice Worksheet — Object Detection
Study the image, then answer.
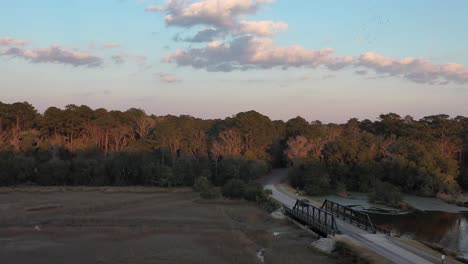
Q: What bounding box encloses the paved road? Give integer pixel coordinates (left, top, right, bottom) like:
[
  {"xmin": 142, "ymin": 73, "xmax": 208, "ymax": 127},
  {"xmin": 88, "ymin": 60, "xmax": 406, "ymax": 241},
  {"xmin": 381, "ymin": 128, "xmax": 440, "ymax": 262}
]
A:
[{"xmin": 263, "ymin": 169, "xmax": 446, "ymax": 264}]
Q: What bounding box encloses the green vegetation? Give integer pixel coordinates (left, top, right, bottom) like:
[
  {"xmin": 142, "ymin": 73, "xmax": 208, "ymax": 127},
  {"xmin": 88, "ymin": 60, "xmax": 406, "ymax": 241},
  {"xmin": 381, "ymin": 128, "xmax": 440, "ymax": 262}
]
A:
[
  {"xmin": 220, "ymin": 179, "xmax": 278, "ymax": 212},
  {"xmin": 289, "ymin": 161, "xmax": 331, "ymax": 196},
  {"xmin": 369, "ymin": 182, "xmax": 403, "ymax": 208},
  {"xmin": 286, "ymin": 115, "xmax": 468, "ymax": 198},
  {"xmin": 0, "ymin": 101, "xmax": 467, "ymax": 202},
  {"xmin": 194, "ymin": 176, "xmax": 220, "ymax": 199}
]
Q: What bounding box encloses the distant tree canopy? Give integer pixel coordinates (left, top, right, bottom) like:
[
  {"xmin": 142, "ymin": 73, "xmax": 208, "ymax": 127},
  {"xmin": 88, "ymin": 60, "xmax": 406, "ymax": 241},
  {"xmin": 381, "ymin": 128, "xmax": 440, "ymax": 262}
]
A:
[{"xmin": 0, "ymin": 101, "xmax": 467, "ymax": 196}]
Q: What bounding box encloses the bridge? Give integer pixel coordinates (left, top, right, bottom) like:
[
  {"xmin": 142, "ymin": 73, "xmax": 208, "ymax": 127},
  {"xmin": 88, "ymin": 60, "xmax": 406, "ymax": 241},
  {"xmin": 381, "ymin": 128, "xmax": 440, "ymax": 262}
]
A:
[
  {"xmin": 264, "ymin": 169, "xmax": 447, "ymax": 264},
  {"xmin": 284, "ymin": 199, "xmax": 338, "ymax": 237},
  {"xmin": 321, "ymin": 199, "xmax": 391, "ymax": 235},
  {"xmin": 283, "ymin": 199, "xmax": 390, "ymax": 237}
]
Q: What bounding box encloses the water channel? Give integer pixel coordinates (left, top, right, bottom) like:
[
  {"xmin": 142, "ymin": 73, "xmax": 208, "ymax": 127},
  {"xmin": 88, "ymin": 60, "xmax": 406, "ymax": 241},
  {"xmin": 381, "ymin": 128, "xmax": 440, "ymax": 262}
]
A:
[{"xmin": 370, "ymin": 211, "xmax": 468, "ymax": 259}]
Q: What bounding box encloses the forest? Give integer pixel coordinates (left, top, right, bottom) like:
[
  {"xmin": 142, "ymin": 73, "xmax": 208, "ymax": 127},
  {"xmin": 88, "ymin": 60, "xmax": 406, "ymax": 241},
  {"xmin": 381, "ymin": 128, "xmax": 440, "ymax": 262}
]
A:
[{"xmin": 0, "ymin": 101, "xmax": 467, "ymax": 200}]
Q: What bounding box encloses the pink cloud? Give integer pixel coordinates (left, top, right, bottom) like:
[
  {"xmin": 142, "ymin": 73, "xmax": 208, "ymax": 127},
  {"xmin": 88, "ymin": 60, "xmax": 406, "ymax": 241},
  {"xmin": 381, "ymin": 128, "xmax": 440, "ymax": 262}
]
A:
[
  {"xmin": 159, "ymin": 73, "xmax": 180, "ymax": 83},
  {"xmin": 1, "ymin": 45, "xmax": 102, "ymax": 67},
  {"xmin": 164, "ymin": 36, "xmax": 338, "ymax": 71},
  {"xmin": 153, "ymin": 0, "xmax": 468, "ymax": 85},
  {"xmin": 102, "ymin": 43, "xmax": 121, "ymax": 49},
  {"xmin": 238, "ymin": 20, "xmax": 288, "ymax": 36},
  {"xmin": 163, "ymin": 36, "xmax": 468, "ymax": 84},
  {"xmin": 357, "ymin": 53, "xmax": 468, "ymax": 84},
  {"xmin": 0, "ymin": 37, "xmax": 31, "ymax": 46},
  {"xmin": 152, "ymin": 0, "xmax": 272, "ymax": 29},
  {"xmin": 145, "ymin": 5, "xmax": 165, "ymax": 12}
]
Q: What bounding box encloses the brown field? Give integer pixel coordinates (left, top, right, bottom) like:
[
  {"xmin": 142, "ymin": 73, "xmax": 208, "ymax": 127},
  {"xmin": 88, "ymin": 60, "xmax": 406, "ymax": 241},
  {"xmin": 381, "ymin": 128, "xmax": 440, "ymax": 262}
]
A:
[{"xmin": 0, "ymin": 187, "xmax": 335, "ymax": 264}]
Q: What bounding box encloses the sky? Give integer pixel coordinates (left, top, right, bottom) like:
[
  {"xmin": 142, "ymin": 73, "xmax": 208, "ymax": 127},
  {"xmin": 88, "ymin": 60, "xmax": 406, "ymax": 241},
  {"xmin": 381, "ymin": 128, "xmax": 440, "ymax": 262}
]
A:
[{"xmin": 1, "ymin": 0, "xmax": 467, "ymax": 123}]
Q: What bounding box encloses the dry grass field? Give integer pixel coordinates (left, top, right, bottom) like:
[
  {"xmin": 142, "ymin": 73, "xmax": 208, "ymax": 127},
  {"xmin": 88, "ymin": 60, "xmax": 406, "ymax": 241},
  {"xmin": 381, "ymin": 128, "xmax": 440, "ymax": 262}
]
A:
[{"xmin": 0, "ymin": 187, "xmax": 336, "ymax": 264}]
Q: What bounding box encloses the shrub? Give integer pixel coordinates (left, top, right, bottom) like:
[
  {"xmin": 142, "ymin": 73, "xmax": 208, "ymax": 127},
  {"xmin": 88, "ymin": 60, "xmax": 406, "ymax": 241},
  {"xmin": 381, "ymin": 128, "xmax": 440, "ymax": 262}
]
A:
[
  {"xmin": 194, "ymin": 176, "xmax": 220, "ymax": 199},
  {"xmin": 0, "ymin": 154, "xmax": 36, "ymax": 185},
  {"xmin": 289, "ymin": 160, "xmax": 332, "ymax": 196},
  {"xmin": 222, "ymin": 178, "xmax": 245, "ymax": 199},
  {"xmin": 173, "ymin": 159, "xmax": 196, "ymax": 186},
  {"xmin": 243, "ymin": 182, "xmax": 265, "ymax": 201},
  {"xmin": 157, "ymin": 165, "xmax": 175, "ymax": 187},
  {"xmin": 36, "ymin": 158, "xmax": 70, "ymax": 185},
  {"xmin": 141, "ymin": 161, "xmax": 160, "ymax": 185},
  {"xmin": 335, "ymin": 182, "xmax": 347, "ymax": 195},
  {"xmin": 369, "ymin": 181, "xmax": 403, "ymax": 207},
  {"xmin": 303, "ymin": 163, "xmax": 331, "ymax": 196},
  {"xmin": 194, "ymin": 176, "xmax": 211, "ymax": 192}
]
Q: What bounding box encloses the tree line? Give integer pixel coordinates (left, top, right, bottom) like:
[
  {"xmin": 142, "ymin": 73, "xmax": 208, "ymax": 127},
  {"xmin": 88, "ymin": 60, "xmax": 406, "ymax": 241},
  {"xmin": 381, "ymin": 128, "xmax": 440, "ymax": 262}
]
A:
[{"xmin": 0, "ymin": 101, "xmax": 467, "ymax": 198}]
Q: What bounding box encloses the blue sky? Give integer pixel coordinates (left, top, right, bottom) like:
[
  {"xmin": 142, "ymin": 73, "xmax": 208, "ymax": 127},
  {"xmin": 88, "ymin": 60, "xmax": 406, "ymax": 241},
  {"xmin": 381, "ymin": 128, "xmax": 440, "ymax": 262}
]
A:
[{"xmin": 1, "ymin": 0, "xmax": 467, "ymax": 122}]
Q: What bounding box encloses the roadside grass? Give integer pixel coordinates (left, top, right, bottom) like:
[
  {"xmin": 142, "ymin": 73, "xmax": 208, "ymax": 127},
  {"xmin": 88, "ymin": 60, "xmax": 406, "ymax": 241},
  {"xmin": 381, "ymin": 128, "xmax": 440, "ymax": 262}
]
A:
[
  {"xmin": 334, "ymin": 236, "xmax": 393, "ymax": 264},
  {"xmin": 413, "ymin": 239, "xmax": 466, "ymax": 264},
  {"xmin": 0, "ymin": 186, "xmax": 193, "ymax": 194}
]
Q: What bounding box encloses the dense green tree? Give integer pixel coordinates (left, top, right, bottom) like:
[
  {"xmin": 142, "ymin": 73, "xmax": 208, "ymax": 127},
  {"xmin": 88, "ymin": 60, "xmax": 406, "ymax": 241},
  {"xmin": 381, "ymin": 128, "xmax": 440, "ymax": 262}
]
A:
[
  {"xmin": 230, "ymin": 111, "xmax": 275, "ymax": 160},
  {"xmin": 0, "ymin": 101, "xmax": 466, "ymax": 196}
]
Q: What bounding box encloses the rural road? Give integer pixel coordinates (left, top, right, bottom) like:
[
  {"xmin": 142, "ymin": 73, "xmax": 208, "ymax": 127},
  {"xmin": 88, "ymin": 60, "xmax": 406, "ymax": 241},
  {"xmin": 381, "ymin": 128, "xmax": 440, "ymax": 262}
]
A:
[{"xmin": 263, "ymin": 169, "xmax": 447, "ymax": 264}]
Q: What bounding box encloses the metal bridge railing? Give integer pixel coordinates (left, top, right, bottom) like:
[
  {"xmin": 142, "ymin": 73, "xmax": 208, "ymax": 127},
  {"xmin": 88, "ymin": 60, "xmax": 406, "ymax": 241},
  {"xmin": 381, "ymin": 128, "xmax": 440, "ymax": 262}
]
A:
[
  {"xmin": 321, "ymin": 199, "xmax": 391, "ymax": 236},
  {"xmin": 284, "ymin": 199, "xmax": 338, "ymax": 237}
]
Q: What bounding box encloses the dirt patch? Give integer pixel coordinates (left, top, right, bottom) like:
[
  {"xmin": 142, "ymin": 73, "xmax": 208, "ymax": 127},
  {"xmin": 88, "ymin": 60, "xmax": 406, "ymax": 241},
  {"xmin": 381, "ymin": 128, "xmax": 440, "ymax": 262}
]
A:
[{"xmin": 0, "ymin": 188, "xmax": 336, "ymax": 264}]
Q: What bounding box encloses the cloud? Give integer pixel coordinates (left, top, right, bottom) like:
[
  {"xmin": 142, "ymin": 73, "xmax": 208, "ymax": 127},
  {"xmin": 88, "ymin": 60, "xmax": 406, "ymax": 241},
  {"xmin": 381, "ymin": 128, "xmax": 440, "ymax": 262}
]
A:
[
  {"xmin": 238, "ymin": 20, "xmax": 288, "ymax": 36},
  {"xmin": 159, "ymin": 73, "xmax": 180, "ymax": 83},
  {"xmin": 145, "ymin": 5, "xmax": 165, "ymax": 12},
  {"xmin": 0, "ymin": 37, "xmax": 31, "ymax": 46},
  {"xmin": 164, "ymin": 36, "xmax": 468, "ymax": 84},
  {"xmin": 111, "ymin": 53, "xmax": 147, "ymax": 64},
  {"xmin": 147, "ymin": 0, "xmax": 275, "ymax": 34},
  {"xmin": 154, "ymin": 0, "xmax": 468, "ymax": 85},
  {"xmin": 164, "ymin": 36, "xmax": 340, "ymax": 72},
  {"xmin": 355, "ymin": 70, "xmax": 368, "ymax": 75},
  {"xmin": 174, "ymin": 28, "xmax": 224, "ymax": 43},
  {"xmin": 357, "ymin": 52, "xmax": 468, "ymax": 84},
  {"xmin": 102, "ymin": 43, "xmax": 121, "ymax": 49},
  {"xmin": 1, "ymin": 45, "xmax": 102, "ymax": 67},
  {"xmin": 147, "ymin": 0, "xmax": 285, "ymax": 43}
]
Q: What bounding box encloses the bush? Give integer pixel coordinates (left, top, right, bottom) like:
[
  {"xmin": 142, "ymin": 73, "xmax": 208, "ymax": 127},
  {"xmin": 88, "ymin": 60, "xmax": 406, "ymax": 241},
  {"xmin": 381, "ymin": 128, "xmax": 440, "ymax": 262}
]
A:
[
  {"xmin": 303, "ymin": 162, "xmax": 331, "ymax": 196},
  {"xmin": 240, "ymin": 160, "xmax": 269, "ymax": 182},
  {"xmin": 157, "ymin": 165, "xmax": 175, "ymax": 187},
  {"xmin": 193, "ymin": 176, "xmax": 210, "ymax": 192},
  {"xmin": 243, "ymin": 182, "xmax": 265, "ymax": 201},
  {"xmin": 221, "ymin": 179, "xmax": 278, "ymax": 211},
  {"xmin": 222, "ymin": 178, "xmax": 245, "ymax": 199},
  {"xmin": 173, "ymin": 159, "xmax": 196, "ymax": 186},
  {"xmin": 201, "ymin": 187, "xmax": 221, "ymax": 199},
  {"xmin": 288, "ymin": 166, "xmax": 304, "ymax": 189},
  {"xmin": 70, "ymin": 157, "xmax": 100, "ymax": 185},
  {"xmin": 258, "ymin": 197, "xmax": 280, "ymax": 213},
  {"xmin": 37, "ymin": 158, "xmax": 70, "ymax": 185},
  {"xmin": 141, "ymin": 161, "xmax": 160, "ymax": 185},
  {"xmin": 0, "ymin": 154, "xmax": 36, "ymax": 185},
  {"xmin": 194, "ymin": 176, "xmax": 220, "ymax": 199},
  {"xmin": 335, "ymin": 182, "xmax": 347, "ymax": 195},
  {"xmin": 289, "ymin": 161, "xmax": 332, "ymax": 196},
  {"xmin": 369, "ymin": 181, "xmax": 403, "ymax": 207}
]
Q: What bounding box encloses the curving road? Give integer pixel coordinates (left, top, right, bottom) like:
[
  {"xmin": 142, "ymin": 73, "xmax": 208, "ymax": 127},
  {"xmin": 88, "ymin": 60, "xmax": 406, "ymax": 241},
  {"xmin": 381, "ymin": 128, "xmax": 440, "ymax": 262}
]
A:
[{"xmin": 263, "ymin": 169, "xmax": 449, "ymax": 264}]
